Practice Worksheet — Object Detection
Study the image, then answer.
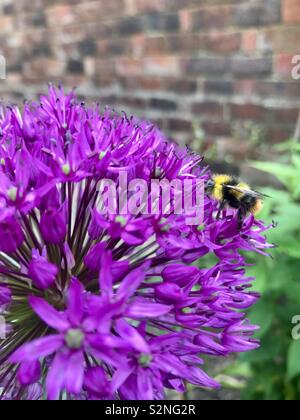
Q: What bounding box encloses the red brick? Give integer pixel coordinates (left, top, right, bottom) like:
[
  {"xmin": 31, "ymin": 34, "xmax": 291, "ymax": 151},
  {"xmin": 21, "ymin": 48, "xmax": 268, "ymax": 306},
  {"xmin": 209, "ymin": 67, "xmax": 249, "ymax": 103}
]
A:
[
  {"xmin": 275, "ymin": 54, "xmax": 297, "ymax": 79},
  {"xmin": 204, "ymin": 80, "xmax": 233, "ymax": 95},
  {"xmin": 165, "ymin": 0, "xmax": 204, "ymax": 10},
  {"xmin": 231, "ymin": 104, "xmax": 266, "ymax": 121},
  {"xmin": 120, "ymin": 76, "xmax": 163, "ymax": 90},
  {"xmin": 166, "ymin": 78, "xmax": 197, "ymax": 94},
  {"xmin": 149, "ymin": 98, "xmax": 177, "ymax": 111},
  {"xmin": 283, "ymin": 0, "xmax": 300, "ymax": 23},
  {"xmin": 115, "ymin": 58, "xmax": 143, "ymax": 77},
  {"xmin": 23, "ymin": 58, "xmax": 66, "ymax": 82},
  {"xmin": 0, "ymin": 16, "xmax": 14, "ymax": 33},
  {"xmin": 192, "ymin": 102, "xmax": 224, "ymax": 118},
  {"xmin": 234, "ymin": 4, "xmax": 264, "ymax": 27},
  {"xmin": 143, "ymin": 56, "xmax": 179, "ymax": 77},
  {"xmin": 46, "ymin": 5, "xmax": 74, "ymax": 27},
  {"xmin": 265, "ymin": 27, "xmax": 300, "ymax": 54},
  {"xmin": 242, "ymin": 30, "xmax": 258, "ymax": 53},
  {"xmin": 202, "ymin": 121, "xmax": 231, "ymax": 136},
  {"xmin": 134, "ymin": 0, "xmax": 167, "ymax": 13},
  {"xmin": 165, "ymin": 34, "xmax": 199, "ymax": 53},
  {"xmin": 185, "ymin": 57, "xmax": 229, "ymax": 76},
  {"xmin": 165, "ymin": 118, "xmax": 192, "ymax": 132},
  {"xmin": 266, "ymin": 127, "xmax": 294, "ymax": 143},
  {"xmin": 267, "ymin": 107, "xmax": 299, "ymax": 124},
  {"xmin": 124, "ymin": 0, "xmax": 136, "ymax": 15},
  {"xmin": 234, "ymin": 80, "xmax": 258, "ymax": 96},
  {"xmin": 206, "ymin": 32, "xmax": 241, "ymax": 55},
  {"xmin": 120, "ymin": 96, "xmax": 148, "ymax": 109},
  {"xmin": 130, "ymin": 34, "xmax": 146, "ymax": 57},
  {"xmin": 84, "ymin": 57, "xmax": 95, "ymax": 78},
  {"xmin": 67, "ymin": 59, "xmax": 84, "ymax": 74},
  {"xmin": 94, "ymin": 59, "xmax": 116, "ymax": 78},
  {"xmin": 94, "ymin": 75, "xmax": 116, "ymax": 88},
  {"xmin": 143, "ymin": 36, "xmax": 168, "ymax": 55},
  {"xmin": 179, "ymin": 10, "xmax": 193, "ymax": 32},
  {"xmin": 97, "ymin": 39, "xmax": 130, "ymax": 57},
  {"xmin": 191, "ymin": 6, "xmax": 234, "ymax": 31},
  {"xmin": 74, "ymin": 0, "xmax": 126, "ymax": 21},
  {"xmin": 117, "ymin": 16, "xmax": 143, "ymax": 36},
  {"xmin": 234, "ymin": 1, "xmax": 281, "ymax": 27},
  {"xmin": 255, "ymin": 81, "xmax": 300, "ymax": 99},
  {"xmin": 231, "ymin": 57, "xmax": 272, "ymax": 77}
]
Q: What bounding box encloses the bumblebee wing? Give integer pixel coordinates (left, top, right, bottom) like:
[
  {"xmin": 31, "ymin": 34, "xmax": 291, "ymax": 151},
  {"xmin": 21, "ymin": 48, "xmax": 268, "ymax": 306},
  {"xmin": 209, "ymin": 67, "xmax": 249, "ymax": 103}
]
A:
[{"xmin": 225, "ymin": 185, "xmax": 270, "ymax": 199}]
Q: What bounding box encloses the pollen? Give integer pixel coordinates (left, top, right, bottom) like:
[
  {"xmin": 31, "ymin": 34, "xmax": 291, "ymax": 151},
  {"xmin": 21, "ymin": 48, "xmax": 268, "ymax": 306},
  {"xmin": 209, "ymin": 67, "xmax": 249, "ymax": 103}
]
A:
[
  {"xmin": 139, "ymin": 353, "xmax": 152, "ymax": 367},
  {"xmin": 115, "ymin": 215, "xmax": 126, "ymax": 227},
  {"xmin": 62, "ymin": 163, "xmax": 71, "ymax": 175},
  {"xmin": 7, "ymin": 187, "xmax": 18, "ymax": 202},
  {"xmin": 99, "ymin": 151, "xmax": 107, "ymax": 160},
  {"xmin": 65, "ymin": 329, "xmax": 85, "ymax": 349}
]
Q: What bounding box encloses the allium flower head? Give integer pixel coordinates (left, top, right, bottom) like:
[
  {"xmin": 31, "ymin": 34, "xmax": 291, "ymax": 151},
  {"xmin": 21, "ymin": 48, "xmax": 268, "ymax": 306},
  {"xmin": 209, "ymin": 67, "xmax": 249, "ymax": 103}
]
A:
[{"xmin": 0, "ymin": 86, "xmax": 272, "ymax": 400}]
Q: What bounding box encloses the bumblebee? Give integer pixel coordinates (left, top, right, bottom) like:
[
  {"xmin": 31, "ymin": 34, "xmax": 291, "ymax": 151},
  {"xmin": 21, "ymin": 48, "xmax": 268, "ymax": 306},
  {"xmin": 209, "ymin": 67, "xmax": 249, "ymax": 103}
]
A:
[{"xmin": 205, "ymin": 174, "xmax": 268, "ymax": 227}]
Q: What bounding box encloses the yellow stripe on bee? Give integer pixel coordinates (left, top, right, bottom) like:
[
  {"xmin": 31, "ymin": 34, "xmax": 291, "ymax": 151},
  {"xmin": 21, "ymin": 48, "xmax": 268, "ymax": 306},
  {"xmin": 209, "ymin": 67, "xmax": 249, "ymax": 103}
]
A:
[{"xmin": 212, "ymin": 174, "xmax": 231, "ymax": 201}]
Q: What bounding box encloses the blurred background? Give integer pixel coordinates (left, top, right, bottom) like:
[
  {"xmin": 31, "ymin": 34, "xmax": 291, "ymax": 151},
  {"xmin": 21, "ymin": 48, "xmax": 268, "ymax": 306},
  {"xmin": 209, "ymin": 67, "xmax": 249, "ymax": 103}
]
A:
[{"xmin": 1, "ymin": 0, "xmax": 300, "ymax": 400}]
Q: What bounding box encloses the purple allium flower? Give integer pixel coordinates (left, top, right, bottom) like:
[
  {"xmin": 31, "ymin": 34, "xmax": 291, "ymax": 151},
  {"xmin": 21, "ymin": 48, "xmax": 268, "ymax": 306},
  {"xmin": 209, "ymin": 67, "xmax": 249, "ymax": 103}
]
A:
[
  {"xmin": 0, "ymin": 86, "xmax": 272, "ymax": 400},
  {"xmin": 28, "ymin": 249, "xmax": 58, "ymax": 290}
]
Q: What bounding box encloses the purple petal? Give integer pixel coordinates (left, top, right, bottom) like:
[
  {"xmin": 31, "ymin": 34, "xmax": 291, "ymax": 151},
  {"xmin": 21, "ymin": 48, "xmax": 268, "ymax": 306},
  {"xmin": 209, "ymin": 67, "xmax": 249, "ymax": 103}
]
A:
[
  {"xmin": 65, "ymin": 351, "xmax": 84, "ymax": 395},
  {"xmin": 84, "ymin": 242, "xmax": 106, "ymax": 272},
  {"xmin": 115, "ymin": 319, "xmax": 150, "ymax": 354},
  {"xmin": 137, "ymin": 369, "xmax": 153, "ymax": 400},
  {"xmin": 155, "ymin": 282, "xmax": 184, "ymax": 303},
  {"xmin": 46, "ymin": 351, "xmax": 68, "ymax": 400},
  {"xmin": 18, "ymin": 360, "xmax": 41, "ymax": 386},
  {"xmin": 99, "ymin": 251, "xmax": 113, "ymax": 298},
  {"xmin": 10, "ymin": 335, "xmax": 63, "ymax": 363},
  {"xmin": 162, "ymin": 264, "xmax": 200, "ymax": 287},
  {"xmin": 28, "ymin": 254, "xmax": 58, "ymax": 290},
  {"xmin": 117, "ymin": 265, "xmax": 147, "ymax": 301},
  {"xmin": 40, "ymin": 208, "xmax": 66, "ymax": 245},
  {"xmin": 187, "ymin": 366, "xmax": 220, "ymax": 389},
  {"xmin": 84, "ymin": 366, "xmax": 111, "ymax": 398},
  {"xmin": 67, "ymin": 278, "xmax": 84, "ymax": 327},
  {"xmin": 111, "ymin": 366, "xmax": 135, "ymax": 392},
  {"xmin": 126, "ymin": 299, "xmax": 171, "ymax": 318},
  {"xmin": 29, "ymin": 296, "xmax": 69, "ymax": 331}
]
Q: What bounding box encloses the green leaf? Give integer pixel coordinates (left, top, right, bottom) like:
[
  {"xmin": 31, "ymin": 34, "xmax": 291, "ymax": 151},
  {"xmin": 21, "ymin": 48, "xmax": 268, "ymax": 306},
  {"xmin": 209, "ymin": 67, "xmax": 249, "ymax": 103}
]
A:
[
  {"xmin": 273, "ymin": 139, "xmax": 297, "ymax": 152},
  {"xmin": 247, "ymin": 300, "xmax": 273, "ymax": 338},
  {"xmin": 246, "ymin": 260, "xmax": 269, "ymax": 294},
  {"xmin": 249, "ymin": 161, "xmax": 297, "ymax": 191},
  {"xmin": 239, "ymin": 334, "xmax": 281, "ymax": 363},
  {"xmin": 281, "ymin": 241, "xmax": 300, "ymax": 259},
  {"xmin": 287, "ymin": 339, "xmax": 300, "ymax": 380}
]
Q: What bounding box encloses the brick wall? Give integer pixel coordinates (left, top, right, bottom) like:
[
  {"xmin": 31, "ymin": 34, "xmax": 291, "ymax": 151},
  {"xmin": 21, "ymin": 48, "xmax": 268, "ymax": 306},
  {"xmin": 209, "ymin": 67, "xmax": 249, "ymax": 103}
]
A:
[{"xmin": 0, "ymin": 0, "xmax": 300, "ymax": 174}]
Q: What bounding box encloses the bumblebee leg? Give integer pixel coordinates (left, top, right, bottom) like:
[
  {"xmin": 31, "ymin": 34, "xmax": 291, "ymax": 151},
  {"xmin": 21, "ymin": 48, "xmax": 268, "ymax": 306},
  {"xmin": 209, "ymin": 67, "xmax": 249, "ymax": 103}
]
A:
[
  {"xmin": 216, "ymin": 201, "xmax": 227, "ymax": 220},
  {"xmin": 237, "ymin": 207, "xmax": 246, "ymax": 229}
]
